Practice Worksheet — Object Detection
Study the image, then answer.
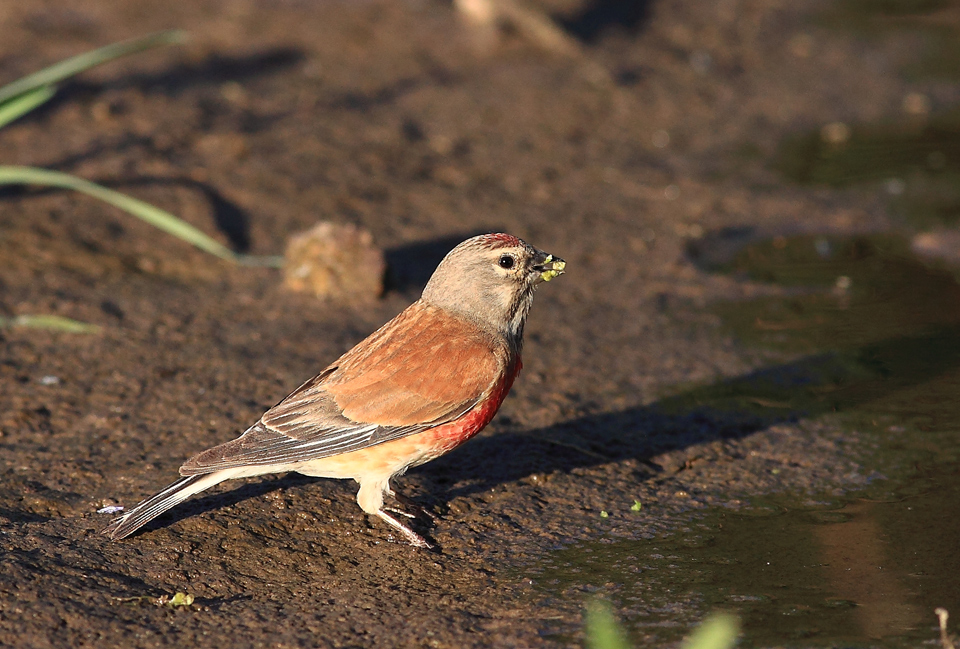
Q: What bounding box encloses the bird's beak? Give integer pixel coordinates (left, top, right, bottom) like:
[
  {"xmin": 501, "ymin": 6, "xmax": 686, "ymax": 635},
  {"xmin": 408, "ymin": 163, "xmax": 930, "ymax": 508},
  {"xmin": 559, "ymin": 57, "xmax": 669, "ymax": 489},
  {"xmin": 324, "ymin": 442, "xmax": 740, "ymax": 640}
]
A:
[{"xmin": 532, "ymin": 252, "xmax": 566, "ymax": 283}]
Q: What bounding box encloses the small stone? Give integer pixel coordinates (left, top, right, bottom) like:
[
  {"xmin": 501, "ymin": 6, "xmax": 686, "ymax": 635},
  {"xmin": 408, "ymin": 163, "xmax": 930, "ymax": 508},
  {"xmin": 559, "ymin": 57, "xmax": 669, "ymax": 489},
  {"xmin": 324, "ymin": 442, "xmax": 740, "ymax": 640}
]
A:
[
  {"xmin": 821, "ymin": 122, "xmax": 850, "ymax": 145},
  {"xmin": 220, "ymin": 81, "xmax": 247, "ymax": 104},
  {"xmin": 789, "ymin": 33, "xmax": 813, "ymax": 58},
  {"xmin": 912, "ymin": 230, "xmax": 960, "ymax": 265},
  {"xmin": 194, "ymin": 133, "xmax": 248, "ymax": 161},
  {"xmin": 902, "ymin": 92, "xmax": 930, "ymax": 116},
  {"xmin": 886, "ymin": 178, "xmax": 906, "ymax": 195},
  {"xmin": 455, "ymin": 0, "xmax": 497, "ymax": 27},
  {"xmin": 652, "ymin": 129, "xmax": 670, "ymax": 149},
  {"xmin": 283, "ymin": 222, "xmax": 386, "ymax": 301},
  {"xmin": 689, "ymin": 49, "xmax": 712, "ymax": 74}
]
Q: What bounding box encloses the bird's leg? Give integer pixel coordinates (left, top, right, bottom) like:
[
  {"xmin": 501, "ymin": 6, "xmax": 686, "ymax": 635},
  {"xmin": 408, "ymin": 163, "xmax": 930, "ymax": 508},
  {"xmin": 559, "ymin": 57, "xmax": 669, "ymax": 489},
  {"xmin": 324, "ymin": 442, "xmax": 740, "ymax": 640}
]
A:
[
  {"xmin": 384, "ymin": 507, "xmax": 416, "ymax": 519},
  {"xmin": 375, "ymin": 509, "xmax": 434, "ymax": 549},
  {"xmin": 386, "ymin": 487, "xmax": 439, "ymax": 523},
  {"xmin": 357, "ymin": 481, "xmax": 434, "ymax": 548}
]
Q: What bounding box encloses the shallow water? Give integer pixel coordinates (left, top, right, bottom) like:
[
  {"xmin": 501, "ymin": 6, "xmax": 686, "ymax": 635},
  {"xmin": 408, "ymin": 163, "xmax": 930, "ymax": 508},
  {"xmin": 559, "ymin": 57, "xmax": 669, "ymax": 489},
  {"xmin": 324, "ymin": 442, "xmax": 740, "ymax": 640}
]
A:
[
  {"xmin": 775, "ymin": 111, "xmax": 960, "ymax": 231},
  {"xmin": 774, "ymin": 1, "xmax": 960, "ymax": 231},
  {"xmin": 817, "ymin": 0, "xmax": 960, "ymax": 82},
  {"xmin": 530, "ymin": 234, "xmax": 960, "ymax": 646}
]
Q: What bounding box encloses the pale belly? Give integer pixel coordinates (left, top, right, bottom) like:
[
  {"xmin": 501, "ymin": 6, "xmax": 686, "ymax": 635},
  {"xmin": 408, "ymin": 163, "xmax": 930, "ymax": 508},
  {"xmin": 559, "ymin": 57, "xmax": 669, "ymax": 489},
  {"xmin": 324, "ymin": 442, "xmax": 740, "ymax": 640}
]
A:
[{"xmin": 296, "ymin": 366, "xmax": 516, "ymax": 483}]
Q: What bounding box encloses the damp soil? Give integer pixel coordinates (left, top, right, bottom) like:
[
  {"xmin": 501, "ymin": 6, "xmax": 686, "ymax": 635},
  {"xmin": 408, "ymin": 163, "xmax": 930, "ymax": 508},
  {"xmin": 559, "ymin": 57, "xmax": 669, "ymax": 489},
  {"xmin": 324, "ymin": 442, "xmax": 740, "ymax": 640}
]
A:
[{"xmin": 2, "ymin": 1, "xmax": 960, "ymax": 648}]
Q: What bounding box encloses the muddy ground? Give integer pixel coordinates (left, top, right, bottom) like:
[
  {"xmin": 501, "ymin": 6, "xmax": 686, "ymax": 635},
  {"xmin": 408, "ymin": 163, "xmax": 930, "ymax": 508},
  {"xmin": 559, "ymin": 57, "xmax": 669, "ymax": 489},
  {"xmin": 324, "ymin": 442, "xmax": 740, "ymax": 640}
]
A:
[{"xmin": 1, "ymin": 1, "xmax": 956, "ymax": 647}]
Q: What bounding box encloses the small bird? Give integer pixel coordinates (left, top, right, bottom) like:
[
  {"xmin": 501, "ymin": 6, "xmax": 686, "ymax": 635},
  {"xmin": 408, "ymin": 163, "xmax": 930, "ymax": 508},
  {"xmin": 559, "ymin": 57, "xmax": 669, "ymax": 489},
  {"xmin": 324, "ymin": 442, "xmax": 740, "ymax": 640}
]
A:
[{"xmin": 104, "ymin": 233, "xmax": 565, "ymax": 547}]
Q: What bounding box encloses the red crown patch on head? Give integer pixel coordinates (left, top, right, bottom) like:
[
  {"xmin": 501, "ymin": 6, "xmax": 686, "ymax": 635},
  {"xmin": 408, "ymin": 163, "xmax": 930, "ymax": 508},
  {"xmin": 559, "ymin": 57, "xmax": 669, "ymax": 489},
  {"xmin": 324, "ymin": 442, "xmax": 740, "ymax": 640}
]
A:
[{"xmin": 480, "ymin": 233, "xmax": 523, "ymax": 249}]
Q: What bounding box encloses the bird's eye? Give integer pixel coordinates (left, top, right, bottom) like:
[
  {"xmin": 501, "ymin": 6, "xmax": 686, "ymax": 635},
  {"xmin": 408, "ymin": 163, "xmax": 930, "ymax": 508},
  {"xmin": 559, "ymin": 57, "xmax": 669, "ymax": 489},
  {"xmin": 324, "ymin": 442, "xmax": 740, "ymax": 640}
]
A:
[{"xmin": 498, "ymin": 254, "xmax": 515, "ymax": 269}]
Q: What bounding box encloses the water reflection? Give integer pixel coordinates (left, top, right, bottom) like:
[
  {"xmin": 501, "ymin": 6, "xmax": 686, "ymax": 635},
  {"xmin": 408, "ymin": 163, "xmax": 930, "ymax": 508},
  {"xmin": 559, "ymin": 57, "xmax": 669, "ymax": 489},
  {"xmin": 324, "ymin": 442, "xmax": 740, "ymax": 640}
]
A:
[
  {"xmin": 529, "ymin": 234, "xmax": 960, "ymax": 646},
  {"xmin": 812, "ymin": 500, "xmax": 921, "ymax": 638}
]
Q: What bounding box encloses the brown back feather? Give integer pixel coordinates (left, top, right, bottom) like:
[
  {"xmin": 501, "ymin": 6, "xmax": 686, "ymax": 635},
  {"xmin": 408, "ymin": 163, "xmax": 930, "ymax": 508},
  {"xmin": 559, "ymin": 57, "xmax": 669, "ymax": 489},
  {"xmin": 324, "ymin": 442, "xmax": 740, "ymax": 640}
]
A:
[{"xmin": 262, "ymin": 301, "xmax": 509, "ymax": 432}]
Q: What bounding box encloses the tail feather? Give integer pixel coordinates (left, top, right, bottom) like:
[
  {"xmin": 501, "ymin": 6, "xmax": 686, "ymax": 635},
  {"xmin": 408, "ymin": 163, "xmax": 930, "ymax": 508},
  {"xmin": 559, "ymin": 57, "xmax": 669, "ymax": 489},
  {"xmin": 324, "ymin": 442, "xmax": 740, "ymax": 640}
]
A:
[{"xmin": 103, "ymin": 471, "xmax": 234, "ymax": 540}]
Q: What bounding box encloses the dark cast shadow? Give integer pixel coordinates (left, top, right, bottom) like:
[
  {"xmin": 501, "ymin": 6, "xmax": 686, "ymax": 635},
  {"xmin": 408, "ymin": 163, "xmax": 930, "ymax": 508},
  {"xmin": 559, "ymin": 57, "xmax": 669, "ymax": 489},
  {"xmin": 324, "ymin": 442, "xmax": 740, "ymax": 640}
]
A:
[
  {"xmin": 422, "ymin": 325, "xmax": 960, "ymax": 501},
  {"xmin": 103, "ymin": 176, "xmax": 253, "ymax": 253},
  {"xmin": 3, "ymin": 48, "xmax": 305, "ymax": 131},
  {"xmin": 0, "ymin": 172, "xmax": 254, "ymax": 253},
  {"xmin": 0, "ymin": 47, "xmax": 309, "ymax": 253},
  {"xmin": 80, "ymin": 47, "xmax": 305, "ymax": 97},
  {"xmin": 558, "ymin": 0, "xmax": 654, "ymax": 43},
  {"xmin": 106, "ymin": 324, "xmax": 960, "ymax": 538},
  {"xmin": 384, "ymin": 231, "xmax": 493, "ymax": 293}
]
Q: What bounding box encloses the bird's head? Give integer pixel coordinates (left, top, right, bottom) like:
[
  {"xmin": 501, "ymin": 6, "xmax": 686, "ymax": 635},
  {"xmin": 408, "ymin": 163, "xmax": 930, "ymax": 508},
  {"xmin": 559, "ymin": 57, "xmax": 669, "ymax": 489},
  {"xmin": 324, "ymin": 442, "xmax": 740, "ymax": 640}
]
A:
[{"xmin": 421, "ymin": 233, "xmax": 565, "ymax": 342}]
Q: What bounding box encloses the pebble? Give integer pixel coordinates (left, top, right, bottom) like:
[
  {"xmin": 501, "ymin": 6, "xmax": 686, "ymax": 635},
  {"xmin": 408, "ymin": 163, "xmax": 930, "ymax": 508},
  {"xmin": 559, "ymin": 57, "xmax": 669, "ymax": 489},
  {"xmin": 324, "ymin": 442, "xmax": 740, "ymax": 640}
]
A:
[
  {"xmin": 283, "ymin": 221, "xmax": 386, "ymax": 301},
  {"xmin": 821, "ymin": 122, "xmax": 851, "ymax": 145},
  {"xmin": 911, "ymin": 230, "xmax": 960, "ymax": 265}
]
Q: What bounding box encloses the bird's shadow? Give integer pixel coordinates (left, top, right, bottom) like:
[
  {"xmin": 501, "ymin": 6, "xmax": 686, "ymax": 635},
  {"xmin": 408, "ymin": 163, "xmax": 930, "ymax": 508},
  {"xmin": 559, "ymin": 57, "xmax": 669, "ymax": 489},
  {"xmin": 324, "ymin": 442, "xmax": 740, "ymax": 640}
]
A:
[
  {"xmin": 384, "ymin": 231, "xmax": 495, "ymax": 293},
  {"xmin": 129, "ymin": 473, "xmax": 322, "ymax": 537},
  {"xmin": 119, "ymin": 324, "xmax": 960, "ymax": 538}
]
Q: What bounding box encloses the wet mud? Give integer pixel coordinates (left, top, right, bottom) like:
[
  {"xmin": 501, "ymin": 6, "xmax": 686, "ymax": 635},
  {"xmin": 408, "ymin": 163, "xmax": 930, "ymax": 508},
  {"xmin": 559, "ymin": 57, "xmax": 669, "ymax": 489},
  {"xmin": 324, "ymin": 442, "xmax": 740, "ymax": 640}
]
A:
[{"xmin": 2, "ymin": 1, "xmax": 960, "ymax": 647}]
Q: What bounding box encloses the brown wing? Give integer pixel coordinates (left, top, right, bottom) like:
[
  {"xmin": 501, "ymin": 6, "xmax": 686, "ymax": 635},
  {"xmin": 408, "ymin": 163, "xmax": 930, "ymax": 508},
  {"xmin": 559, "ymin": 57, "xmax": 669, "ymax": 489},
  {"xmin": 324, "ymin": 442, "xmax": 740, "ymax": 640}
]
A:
[
  {"xmin": 322, "ymin": 302, "xmax": 504, "ymax": 425},
  {"xmin": 180, "ymin": 301, "xmax": 509, "ymax": 475}
]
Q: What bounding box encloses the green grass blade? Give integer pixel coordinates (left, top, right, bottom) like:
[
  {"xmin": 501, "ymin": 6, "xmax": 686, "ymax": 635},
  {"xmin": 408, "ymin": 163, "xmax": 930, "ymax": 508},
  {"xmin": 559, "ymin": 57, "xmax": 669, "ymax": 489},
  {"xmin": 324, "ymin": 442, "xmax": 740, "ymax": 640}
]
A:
[
  {"xmin": 584, "ymin": 600, "xmax": 631, "ymax": 649},
  {"xmin": 0, "ymin": 166, "xmax": 283, "ymax": 266},
  {"xmin": 0, "ymin": 166, "xmax": 238, "ymax": 261},
  {"xmin": 0, "ymin": 315, "xmax": 101, "ymax": 333},
  {"xmin": 681, "ymin": 613, "xmax": 740, "ymax": 649},
  {"xmin": 0, "ymin": 30, "xmax": 186, "ymax": 105},
  {"xmin": 0, "ymin": 85, "xmax": 56, "ymax": 129},
  {"xmin": 236, "ymin": 254, "xmax": 285, "ymax": 268}
]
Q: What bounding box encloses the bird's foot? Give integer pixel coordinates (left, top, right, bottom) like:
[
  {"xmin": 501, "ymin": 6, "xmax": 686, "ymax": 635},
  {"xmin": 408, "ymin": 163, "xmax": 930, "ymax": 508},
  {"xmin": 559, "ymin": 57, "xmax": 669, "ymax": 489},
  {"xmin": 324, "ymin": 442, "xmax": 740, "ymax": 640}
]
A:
[
  {"xmin": 376, "ymin": 509, "xmax": 434, "ymax": 549},
  {"xmin": 387, "ymin": 489, "xmax": 439, "ymax": 523},
  {"xmin": 385, "ymin": 507, "xmax": 416, "ymax": 519}
]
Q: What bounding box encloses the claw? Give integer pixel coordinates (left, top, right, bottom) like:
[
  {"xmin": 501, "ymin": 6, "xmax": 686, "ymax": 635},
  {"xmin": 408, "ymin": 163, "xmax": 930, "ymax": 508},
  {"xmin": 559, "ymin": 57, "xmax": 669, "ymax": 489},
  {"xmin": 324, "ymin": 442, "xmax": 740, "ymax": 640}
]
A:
[
  {"xmin": 389, "ymin": 490, "xmax": 439, "ymax": 523},
  {"xmin": 376, "ymin": 509, "xmax": 433, "ymax": 549},
  {"xmin": 385, "ymin": 506, "xmax": 417, "ymax": 519}
]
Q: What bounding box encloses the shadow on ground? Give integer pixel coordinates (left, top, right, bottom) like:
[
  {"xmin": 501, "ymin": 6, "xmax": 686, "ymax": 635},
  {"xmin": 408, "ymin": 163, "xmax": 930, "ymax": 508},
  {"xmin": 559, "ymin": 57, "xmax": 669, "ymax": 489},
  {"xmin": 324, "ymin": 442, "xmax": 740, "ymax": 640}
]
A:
[
  {"xmin": 128, "ymin": 323, "xmax": 960, "ymax": 536},
  {"xmin": 78, "ymin": 47, "xmax": 305, "ymax": 97},
  {"xmin": 0, "ymin": 173, "xmax": 255, "ymax": 253},
  {"xmin": 385, "ymin": 231, "xmax": 494, "ymax": 292},
  {"xmin": 559, "ymin": 0, "xmax": 655, "ymax": 43}
]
